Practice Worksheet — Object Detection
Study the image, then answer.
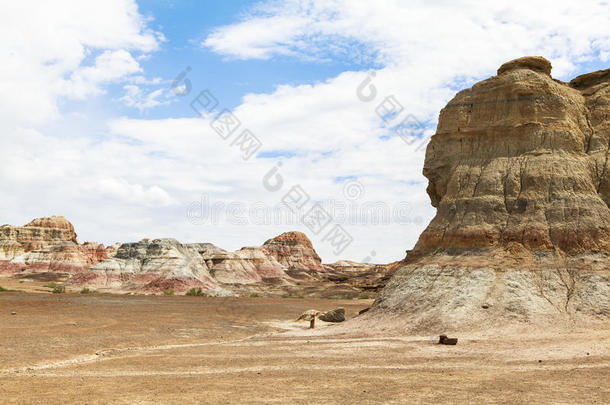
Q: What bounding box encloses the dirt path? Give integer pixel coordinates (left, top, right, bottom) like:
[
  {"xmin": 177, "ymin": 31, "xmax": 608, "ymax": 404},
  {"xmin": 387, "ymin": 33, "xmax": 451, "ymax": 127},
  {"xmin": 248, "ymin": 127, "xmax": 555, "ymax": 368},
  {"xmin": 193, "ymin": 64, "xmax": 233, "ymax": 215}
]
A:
[{"xmin": 1, "ymin": 335, "xmax": 260, "ymax": 375}]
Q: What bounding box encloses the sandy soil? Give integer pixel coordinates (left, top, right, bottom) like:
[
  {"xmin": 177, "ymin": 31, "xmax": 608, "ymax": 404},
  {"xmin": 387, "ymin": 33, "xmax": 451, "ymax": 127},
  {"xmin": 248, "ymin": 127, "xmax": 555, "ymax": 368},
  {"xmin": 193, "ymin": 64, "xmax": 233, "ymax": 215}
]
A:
[{"xmin": 0, "ymin": 288, "xmax": 608, "ymax": 404}]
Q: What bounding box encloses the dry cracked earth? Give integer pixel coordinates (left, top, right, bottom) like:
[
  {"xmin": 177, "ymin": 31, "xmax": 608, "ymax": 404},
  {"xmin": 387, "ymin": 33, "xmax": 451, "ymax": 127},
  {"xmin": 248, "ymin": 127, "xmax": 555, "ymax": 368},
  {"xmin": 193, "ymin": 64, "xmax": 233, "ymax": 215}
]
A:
[{"xmin": 0, "ymin": 278, "xmax": 608, "ymax": 404}]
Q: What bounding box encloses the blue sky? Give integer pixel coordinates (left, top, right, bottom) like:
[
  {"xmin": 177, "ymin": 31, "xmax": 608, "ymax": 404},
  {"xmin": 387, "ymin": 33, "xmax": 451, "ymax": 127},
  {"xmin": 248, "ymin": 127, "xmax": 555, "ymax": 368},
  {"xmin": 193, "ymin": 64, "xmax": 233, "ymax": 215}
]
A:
[
  {"xmin": 1, "ymin": 0, "xmax": 609, "ymax": 262},
  {"xmin": 115, "ymin": 1, "xmax": 378, "ymax": 118},
  {"xmin": 103, "ymin": 0, "xmax": 608, "ymax": 124}
]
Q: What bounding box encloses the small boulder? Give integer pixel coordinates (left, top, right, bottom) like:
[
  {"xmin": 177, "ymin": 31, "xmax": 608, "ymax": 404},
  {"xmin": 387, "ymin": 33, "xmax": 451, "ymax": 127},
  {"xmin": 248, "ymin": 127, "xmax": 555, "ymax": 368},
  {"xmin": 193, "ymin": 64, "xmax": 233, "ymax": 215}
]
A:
[
  {"xmin": 439, "ymin": 334, "xmax": 458, "ymax": 345},
  {"xmin": 319, "ymin": 307, "xmax": 345, "ymax": 322},
  {"xmin": 358, "ymin": 307, "xmax": 371, "ymax": 315}
]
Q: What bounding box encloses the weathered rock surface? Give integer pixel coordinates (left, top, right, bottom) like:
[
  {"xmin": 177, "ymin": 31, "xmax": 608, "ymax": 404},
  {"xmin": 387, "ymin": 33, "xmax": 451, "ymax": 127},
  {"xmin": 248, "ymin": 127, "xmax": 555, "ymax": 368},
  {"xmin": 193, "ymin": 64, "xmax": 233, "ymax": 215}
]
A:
[
  {"xmin": 0, "ymin": 216, "xmax": 77, "ymax": 260},
  {"xmin": 319, "ymin": 307, "xmax": 345, "ymax": 322},
  {"xmin": 262, "ymin": 231, "xmax": 324, "ymax": 273},
  {"xmin": 72, "ymin": 238, "xmax": 231, "ymax": 295},
  {"xmin": 374, "ymin": 57, "xmax": 610, "ymax": 330},
  {"xmin": 0, "ymin": 217, "xmax": 112, "ymax": 274},
  {"xmin": 419, "ymin": 56, "xmax": 610, "ymax": 252},
  {"xmin": 71, "ymin": 231, "xmax": 387, "ymax": 296},
  {"xmin": 296, "ymin": 309, "xmax": 322, "ymax": 322},
  {"xmin": 323, "ymin": 260, "xmax": 401, "ymax": 292},
  {"xmin": 8, "ymin": 242, "xmax": 109, "ymax": 274},
  {"xmin": 196, "ymin": 232, "xmax": 325, "ymax": 289}
]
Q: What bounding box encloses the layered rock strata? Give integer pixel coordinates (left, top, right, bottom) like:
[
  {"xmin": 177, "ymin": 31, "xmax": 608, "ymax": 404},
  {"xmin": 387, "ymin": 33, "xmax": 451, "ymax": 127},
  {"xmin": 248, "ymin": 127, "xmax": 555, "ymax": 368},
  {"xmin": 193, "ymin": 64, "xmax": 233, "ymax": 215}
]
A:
[
  {"xmin": 71, "ymin": 239, "xmax": 231, "ymax": 295},
  {"xmin": 0, "ymin": 218, "xmax": 396, "ymax": 296},
  {"xmin": 71, "ymin": 232, "xmax": 391, "ymax": 296},
  {"xmin": 375, "ymin": 57, "xmax": 610, "ymax": 330},
  {"xmin": 0, "ymin": 216, "xmax": 114, "ymax": 274}
]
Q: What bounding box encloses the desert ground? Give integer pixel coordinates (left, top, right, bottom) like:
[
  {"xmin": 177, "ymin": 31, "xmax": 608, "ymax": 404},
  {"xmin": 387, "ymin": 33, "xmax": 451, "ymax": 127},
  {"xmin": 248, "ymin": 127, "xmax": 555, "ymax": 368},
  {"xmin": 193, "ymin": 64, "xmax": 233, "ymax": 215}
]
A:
[{"xmin": 0, "ymin": 277, "xmax": 608, "ymax": 404}]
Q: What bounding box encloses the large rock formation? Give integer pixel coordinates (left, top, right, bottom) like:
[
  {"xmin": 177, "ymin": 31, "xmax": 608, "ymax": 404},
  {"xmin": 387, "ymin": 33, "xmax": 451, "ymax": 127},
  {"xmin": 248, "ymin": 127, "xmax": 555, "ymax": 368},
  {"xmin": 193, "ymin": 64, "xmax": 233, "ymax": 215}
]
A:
[
  {"xmin": 375, "ymin": 57, "xmax": 610, "ymax": 330},
  {"xmin": 209, "ymin": 232, "xmax": 324, "ymax": 285},
  {"xmin": 71, "ymin": 231, "xmax": 384, "ymax": 296},
  {"xmin": 323, "ymin": 260, "xmax": 401, "ymax": 292},
  {"xmin": 0, "ymin": 216, "xmax": 114, "ymax": 274},
  {"xmin": 75, "ymin": 234, "xmax": 314, "ymax": 294},
  {"xmin": 262, "ymin": 232, "xmax": 324, "ymax": 271},
  {"xmin": 72, "ymin": 238, "xmax": 231, "ymax": 295},
  {"xmin": 0, "ymin": 216, "xmax": 77, "ymax": 260}
]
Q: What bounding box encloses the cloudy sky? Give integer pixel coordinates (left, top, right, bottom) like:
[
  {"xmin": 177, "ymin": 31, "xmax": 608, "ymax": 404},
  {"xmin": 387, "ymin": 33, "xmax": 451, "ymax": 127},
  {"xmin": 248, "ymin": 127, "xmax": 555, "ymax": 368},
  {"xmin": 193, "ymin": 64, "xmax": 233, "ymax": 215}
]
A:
[{"xmin": 1, "ymin": 0, "xmax": 609, "ymax": 263}]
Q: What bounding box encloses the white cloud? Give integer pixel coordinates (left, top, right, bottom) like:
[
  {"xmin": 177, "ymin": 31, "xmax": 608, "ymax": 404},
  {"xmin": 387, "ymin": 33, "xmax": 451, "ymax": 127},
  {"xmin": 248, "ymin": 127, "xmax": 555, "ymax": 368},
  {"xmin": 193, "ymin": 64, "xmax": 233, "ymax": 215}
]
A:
[
  {"xmin": 120, "ymin": 85, "xmax": 169, "ymax": 111},
  {"xmin": 191, "ymin": 0, "xmax": 610, "ymax": 260},
  {"xmin": 128, "ymin": 75, "xmax": 163, "ymax": 85},
  {"xmin": 204, "ymin": 15, "xmax": 311, "ymax": 60},
  {"xmin": 0, "ymin": 0, "xmax": 161, "ymax": 126},
  {"xmin": 97, "ymin": 80, "xmax": 438, "ymax": 261},
  {"xmin": 203, "ymin": 0, "xmax": 610, "ymax": 78},
  {"xmin": 64, "ymin": 50, "xmax": 143, "ymax": 98},
  {"xmin": 0, "ymin": 0, "xmax": 180, "ymax": 251},
  {"xmin": 95, "ymin": 177, "xmax": 178, "ymax": 207}
]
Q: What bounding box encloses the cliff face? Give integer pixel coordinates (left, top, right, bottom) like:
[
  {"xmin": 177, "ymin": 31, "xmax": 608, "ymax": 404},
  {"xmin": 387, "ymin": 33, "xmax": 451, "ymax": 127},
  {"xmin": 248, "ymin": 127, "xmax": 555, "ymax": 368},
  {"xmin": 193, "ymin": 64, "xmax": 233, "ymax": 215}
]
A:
[
  {"xmin": 375, "ymin": 57, "xmax": 610, "ymax": 330},
  {"xmin": 418, "ymin": 56, "xmax": 610, "ymax": 254}
]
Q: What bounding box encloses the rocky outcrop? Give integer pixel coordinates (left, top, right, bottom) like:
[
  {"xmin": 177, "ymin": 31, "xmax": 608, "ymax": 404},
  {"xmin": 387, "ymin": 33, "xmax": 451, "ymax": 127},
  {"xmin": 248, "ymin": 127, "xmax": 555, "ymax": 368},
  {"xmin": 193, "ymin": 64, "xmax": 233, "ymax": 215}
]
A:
[
  {"xmin": 0, "ymin": 216, "xmax": 77, "ymax": 260},
  {"xmin": 189, "ymin": 232, "xmax": 323, "ymax": 288},
  {"xmin": 418, "ymin": 56, "xmax": 610, "ymax": 253},
  {"xmin": 207, "ymin": 246, "xmax": 287, "ymax": 285},
  {"xmin": 72, "ymin": 232, "xmax": 359, "ymax": 296},
  {"xmin": 319, "ymin": 307, "xmax": 345, "ymax": 322},
  {"xmin": 103, "ymin": 242, "xmax": 121, "ymax": 258},
  {"xmin": 0, "ymin": 217, "xmax": 112, "ymax": 274},
  {"xmin": 8, "ymin": 242, "xmax": 109, "ymax": 274},
  {"xmin": 323, "ymin": 260, "xmax": 400, "ymax": 292},
  {"xmin": 262, "ymin": 232, "xmax": 324, "ymax": 273},
  {"xmin": 72, "ymin": 238, "xmax": 231, "ymax": 295},
  {"xmin": 0, "ymin": 217, "xmax": 394, "ymax": 297},
  {"xmin": 374, "ymin": 57, "xmax": 610, "ymax": 330}
]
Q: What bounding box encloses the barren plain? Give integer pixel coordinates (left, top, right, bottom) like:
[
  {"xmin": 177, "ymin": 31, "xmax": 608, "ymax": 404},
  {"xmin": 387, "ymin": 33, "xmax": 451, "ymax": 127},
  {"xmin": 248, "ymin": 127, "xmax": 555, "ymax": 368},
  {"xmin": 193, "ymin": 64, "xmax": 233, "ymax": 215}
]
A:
[{"xmin": 1, "ymin": 277, "xmax": 608, "ymax": 404}]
